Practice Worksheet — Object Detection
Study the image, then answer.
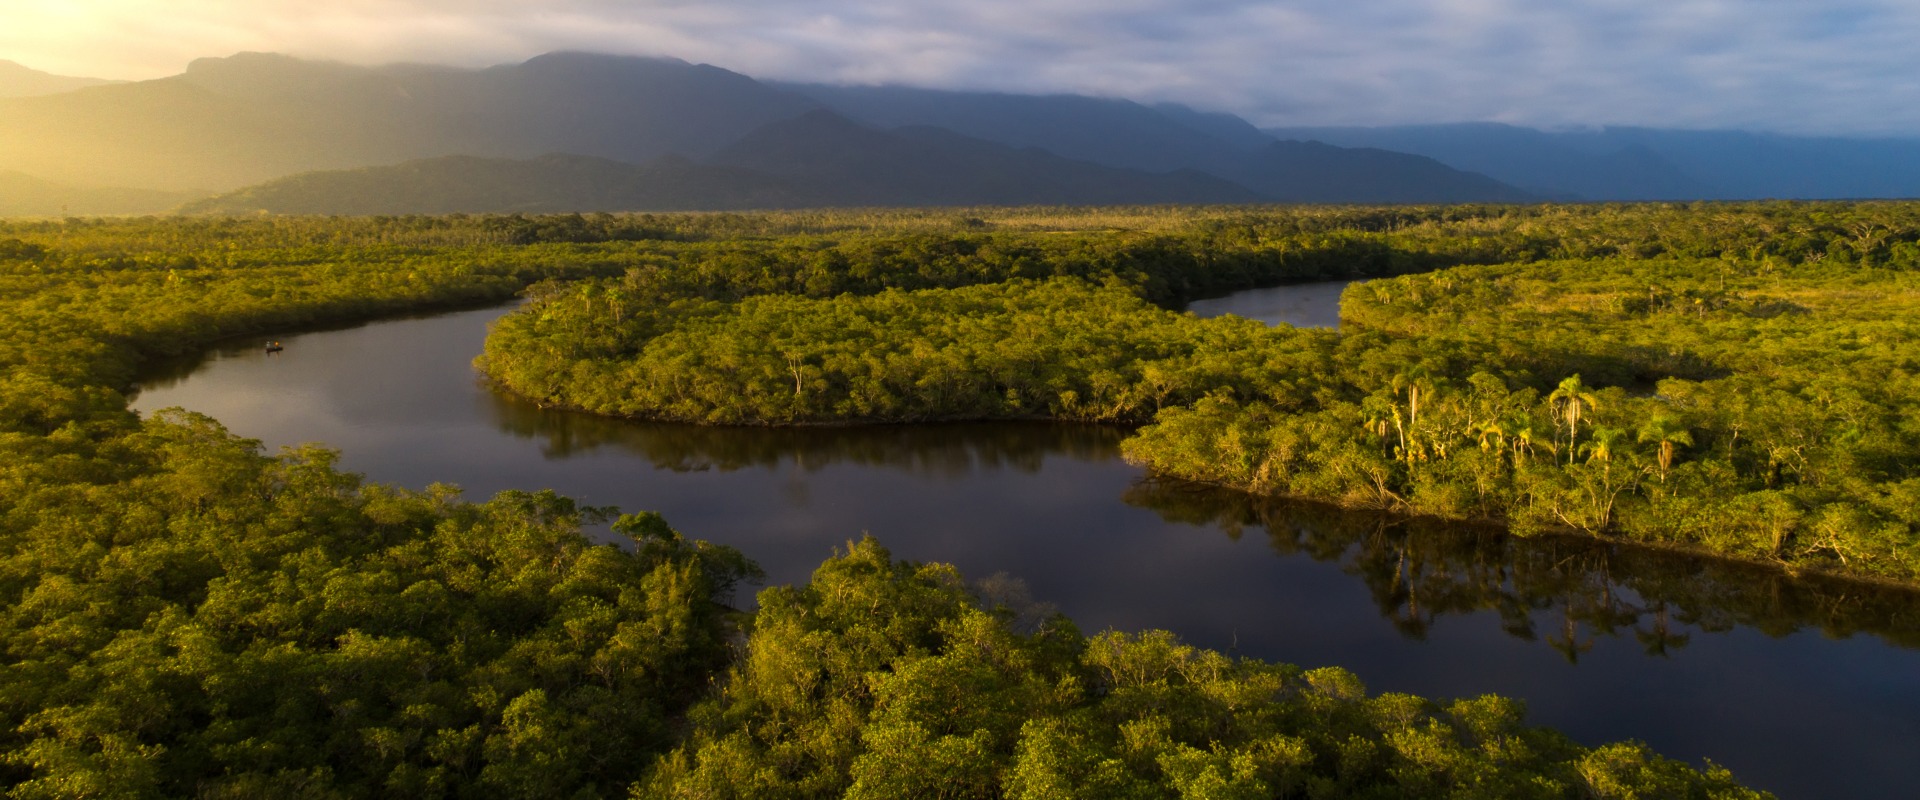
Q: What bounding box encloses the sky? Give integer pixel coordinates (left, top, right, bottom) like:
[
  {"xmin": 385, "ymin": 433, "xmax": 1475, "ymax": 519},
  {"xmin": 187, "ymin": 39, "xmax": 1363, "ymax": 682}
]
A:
[{"xmin": 8, "ymin": 0, "xmax": 1920, "ymax": 135}]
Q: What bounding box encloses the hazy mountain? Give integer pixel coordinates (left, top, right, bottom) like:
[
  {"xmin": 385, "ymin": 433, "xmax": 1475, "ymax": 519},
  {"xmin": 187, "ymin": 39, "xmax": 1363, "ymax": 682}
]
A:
[
  {"xmin": 777, "ymin": 84, "xmax": 1265, "ymax": 175},
  {"xmin": 1233, "ymin": 140, "xmax": 1538, "ymax": 203},
  {"xmin": 1150, "ymin": 103, "xmax": 1277, "ymax": 151},
  {"xmin": 179, "ymin": 112, "xmax": 1272, "ymax": 214},
  {"xmin": 0, "ymin": 52, "xmax": 819, "ymax": 192},
  {"xmin": 1267, "ymin": 124, "xmax": 1703, "ymax": 200},
  {"xmin": 179, "ymin": 154, "xmax": 818, "ymax": 215},
  {"xmin": 706, "ymin": 110, "xmax": 1263, "ymax": 206},
  {"xmin": 0, "ymin": 49, "xmax": 1713, "ymax": 209},
  {"xmin": 1591, "ymin": 128, "xmax": 1920, "ymax": 199},
  {"xmin": 1267, "ymin": 123, "xmax": 1920, "ymax": 200},
  {"xmin": 784, "ymin": 84, "xmax": 1529, "ymax": 203},
  {"xmin": 0, "ymin": 60, "xmax": 119, "ymax": 98},
  {"xmin": 0, "ymin": 171, "xmax": 199, "ymax": 216}
]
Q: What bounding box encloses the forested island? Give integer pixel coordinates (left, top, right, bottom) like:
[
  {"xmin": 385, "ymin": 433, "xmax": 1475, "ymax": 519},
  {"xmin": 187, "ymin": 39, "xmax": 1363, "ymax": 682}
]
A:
[
  {"xmin": 480, "ymin": 203, "xmax": 1920, "ymax": 586},
  {"xmin": 2, "ymin": 205, "xmax": 1885, "ymax": 796}
]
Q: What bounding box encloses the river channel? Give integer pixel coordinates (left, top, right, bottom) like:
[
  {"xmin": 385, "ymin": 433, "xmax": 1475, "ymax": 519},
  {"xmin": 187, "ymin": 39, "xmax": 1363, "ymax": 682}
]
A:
[{"xmin": 131, "ymin": 282, "xmax": 1920, "ymax": 798}]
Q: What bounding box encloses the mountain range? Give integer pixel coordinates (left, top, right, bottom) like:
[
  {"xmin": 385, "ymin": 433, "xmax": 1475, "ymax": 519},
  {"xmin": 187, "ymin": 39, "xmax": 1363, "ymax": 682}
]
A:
[
  {"xmin": 178, "ymin": 113, "xmax": 1266, "ymax": 216},
  {"xmin": 1266, "ymin": 123, "xmax": 1920, "ymax": 201},
  {"xmin": 4, "ymin": 51, "xmax": 1920, "ymax": 216},
  {"xmin": 0, "ymin": 60, "xmax": 120, "ymax": 98},
  {"xmin": 0, "ymin": 171, "xmax": 198, "ymax": 217}
]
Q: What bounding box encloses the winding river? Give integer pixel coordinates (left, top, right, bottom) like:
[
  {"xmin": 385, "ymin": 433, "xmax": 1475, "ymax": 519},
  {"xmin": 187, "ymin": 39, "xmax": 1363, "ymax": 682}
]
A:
[{"xmin": 131, "ymin": 282, "xmax": 1920, "ymax": 798}]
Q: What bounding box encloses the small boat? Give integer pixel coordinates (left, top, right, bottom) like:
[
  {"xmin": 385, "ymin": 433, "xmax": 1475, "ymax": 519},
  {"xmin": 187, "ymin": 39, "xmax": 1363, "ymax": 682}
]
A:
[{"xmin": 265, "ymin": 341, "xmax": 284, "ymax": 353}]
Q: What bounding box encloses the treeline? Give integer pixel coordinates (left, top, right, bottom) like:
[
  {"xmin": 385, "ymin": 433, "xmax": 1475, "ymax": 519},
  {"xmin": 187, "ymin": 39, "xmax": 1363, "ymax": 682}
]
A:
[
  {"xmin": 481, "ymin": 279, "xmax": 1319, "ymax": 424},
  {"xmin": 1125, "ymin": 482, "xmax": 1920, "ymax": 652},
  {"xmin": 0, "ymin": 218, "xmax": 689, "ymax": 795},
  {"xmin": 0, "ymin": 210, "xmax": 1769, "ymax": 796},
  {"xmin": 1124, "ymin": 258, "xmax": 1920, "ymax": 579},
  {"xmin": 478, "ymin": 203, "xmax": 1920, "ymax": 584},
  {"xmin": 4, "ymin": 435, "xmax": 754, "ymax": 796},
  {"xmin": 17, "ymin": 199, "xmax": 1920, "ymax": 262},
  {"xmin": 640, "ymin": 538, "xmax": 1762, "ymax": 800}
]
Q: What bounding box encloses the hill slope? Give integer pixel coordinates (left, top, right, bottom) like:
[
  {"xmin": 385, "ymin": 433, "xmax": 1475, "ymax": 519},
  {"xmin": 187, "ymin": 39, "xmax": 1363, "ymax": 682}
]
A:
[
  {"xmin": 1, "ymin": 50, "xmax": 1547, "ymax": 208},
  {"xmin": 0, "ymin": 171, "xmax": 199, "ymax": 216},
  {"xmin": 1234, "ymin": 140, "xmax": 1539, "ymax": 203},
  {"xmin": 1270, "ymin": 123, "xmax": 1920, "ymax": 200},
  {"xmin": 787, "ymin": 84, "xmax": 1532, "ymax": 203},
  {"xmin": 0, "ymin": 52, "xmax": 819, "ymax": 192},
  {"xmin": 0, "ymin": 60, "xmax": 119, "ymax": 98},
  {"xmin": 183, "ymin": 113, "xmax": 1273, "ymax": 214},
  {"xmin": 782, "ymin": 83, "xmax": 1264, "ymax": 176},
  {"xmin": 178, "ymin": 154, "xmax": 815, "ymax": 215},
  {"xmin": 176, "ymin": 109, "xmax": 1558, "ymax": 214},
  {"xmin": 706, "ymin": 110, "xmax": 1264, "ymax": 207}
]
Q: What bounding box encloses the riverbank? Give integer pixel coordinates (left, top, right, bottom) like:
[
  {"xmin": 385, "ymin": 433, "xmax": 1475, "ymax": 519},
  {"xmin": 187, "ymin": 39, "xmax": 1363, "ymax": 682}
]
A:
[{"xmin": 4, "ymin": 209, "xmax": 1793, "ymax": 799}]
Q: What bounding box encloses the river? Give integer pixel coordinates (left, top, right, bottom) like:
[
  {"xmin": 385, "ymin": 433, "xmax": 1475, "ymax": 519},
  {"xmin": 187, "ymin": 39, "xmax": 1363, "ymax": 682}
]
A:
[{"xmin": 130, "ymin": 282, "xmax": 1920, "ymax": 798}]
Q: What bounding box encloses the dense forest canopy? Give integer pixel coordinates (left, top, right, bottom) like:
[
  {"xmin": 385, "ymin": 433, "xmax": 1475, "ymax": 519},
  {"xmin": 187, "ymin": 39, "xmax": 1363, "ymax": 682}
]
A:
[
  {"xmin": 475, "ymin": 202, "xmax": 1920, "ymax": 585},
  {"xmin": 5, "ymin": 203, "xmax": 1891, "ymax": 796}
]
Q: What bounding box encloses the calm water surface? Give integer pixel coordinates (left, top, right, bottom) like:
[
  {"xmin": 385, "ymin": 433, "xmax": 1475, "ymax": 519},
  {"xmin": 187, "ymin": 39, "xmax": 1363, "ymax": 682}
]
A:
[
  {"xmin": 132, "ymin": 287, "xmax": 1920, "ymax": 799},
  {"xmin": 1185, "ymin": 280, "xmax": 1352, "ymax": 327}
]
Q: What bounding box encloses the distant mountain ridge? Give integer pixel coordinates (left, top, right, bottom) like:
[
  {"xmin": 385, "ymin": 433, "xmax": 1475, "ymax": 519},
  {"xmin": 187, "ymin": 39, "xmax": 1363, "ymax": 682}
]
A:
[
  {"xmin": 1267, "ymin": 123, "xmax": 1920, "ymax": 200},
  {"xmin": 705, "ymin": 110, "xmax": 1264, "ymax": 207},
  {"xmin": 1239, "ymin": 140, "xmax": 1537, "ymax": 204},
  {"xmin": 0, "ymin": 52, "xmax": 819, "ymax": 192},
  {"xmin": 779, "ymin": 83, "xmax": 1263, "ymax": 176},
  {"xmin": 778, "ymin": 84, "xmax": 1533, "ymax": 203},
  {"xmin": 0, "ymin": 51, "xmax": 1535, "ymax": 210},
  {"xmin": 8, "ymin": 50, "xmax": 1918, "ymax": 212},
  {"xmin": 184, "ymin": 113, "xmax": 1267, "ymax": 214},
  {"xmin": 178, "ymin": 154, "xmax": 816, "ymax": 215},
  {"xmin": 0, "ymin": 171, "xmax": 197, "ymax": 216},
  {"xmin": 0, "ymin": 60, "xmax": 119, "ymax": 98},
  {"xmin": 183, "ymin": 106, "xmax": 1564, "ymax": 214}
]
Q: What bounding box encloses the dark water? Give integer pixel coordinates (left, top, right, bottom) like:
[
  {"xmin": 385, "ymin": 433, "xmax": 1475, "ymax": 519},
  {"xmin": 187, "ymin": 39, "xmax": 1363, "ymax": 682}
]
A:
[
  {"xmin": 1185, "ymin": 280, "xmax": 1353, "ymax": 327},
  {"xmin": 132, "ymin": 296, "xmax": 1920, "ymax": 799}
]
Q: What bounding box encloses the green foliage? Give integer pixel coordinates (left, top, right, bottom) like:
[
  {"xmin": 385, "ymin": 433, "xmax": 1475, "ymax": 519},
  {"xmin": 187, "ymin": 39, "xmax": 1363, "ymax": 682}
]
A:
[
  {"xmin": 0, "ymin": 215, "xmax": 729, "ymax": 796},
  {"xmin": 0, "ymin": 206, "xmax": 1846, "ymax": 797},
  {"xmin": 482, "ymin": 278, "xmax": 1304, "ymax": 424},
  {"xmin": 1127, "ymin": 254, "xmax": 1920, "ymax": 579},
  {"xmin": 637, "ymin": 540, "xmax": 1768, "ymax": 799},
  {"xmin": 473, "ymin": 202, "xmax": 1920, "ymax": 583},
  {"xmin": 1, "ymin": 412, "xmax": 753, "ymax": 798}
]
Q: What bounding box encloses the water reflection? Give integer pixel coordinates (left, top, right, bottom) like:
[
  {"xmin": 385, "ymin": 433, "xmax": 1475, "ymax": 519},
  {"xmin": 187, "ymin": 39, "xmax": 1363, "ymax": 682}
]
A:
[
  {"xmin": 1127, "ymin": 479, "xmax": 1920, "ymax": 656},
  {"xmin": 489, "ymin": 369, "xmax": 1920, "ymax": 663},
  {"xmin": 128, "ymin": 297, "xmax": 1920, "ymax": 798},
  {"xmin": 483, "ymin": 389, "xmax": 1125, "ymax": 476},
  {"xmin": 1184, "ymin": 280, "xmax": 1353, "ymax": 328},
  {"xmin": 135, "ymin": 305, "xmax": 492, "ymax": 395}
]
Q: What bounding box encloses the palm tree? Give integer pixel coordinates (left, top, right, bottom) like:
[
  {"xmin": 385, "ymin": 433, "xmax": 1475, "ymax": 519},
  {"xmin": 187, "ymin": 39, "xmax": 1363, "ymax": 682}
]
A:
[
  {"xmin": 605, "ymin": 286, "xmax": 628, "ymax": 324},
  {"xmin": 1580, "ymin": 426, "xmax": 1629, "ymax": 464},
  {"xmin": 1391, "ymin": 369, "xmax": 1429, "ymax": 431},
  {"xmin": 1512, "ymin": 419, "xmax": 1554, "ymax": 465},
  {"xmin": 575, "ymin": 282, "xmax": 600, "ymax": 315},
  {"xmin": 1360, "ymin": 394, "xmax": 1399, "ymax": 456},
  {"xmin": 1388, "ymin": 367, "xmax": 1450, "ymax": 463},
  {"xmin": 1636, "ymin": 415, "xmax": 1694, "ymax": 482},
  {"xmin": 1476, "ymin": 419, "xmax": 1510, "ymax": 453},
  {"xmin": 1548, "ymin": 374, "xmax": 1599, "ymax": 464}
]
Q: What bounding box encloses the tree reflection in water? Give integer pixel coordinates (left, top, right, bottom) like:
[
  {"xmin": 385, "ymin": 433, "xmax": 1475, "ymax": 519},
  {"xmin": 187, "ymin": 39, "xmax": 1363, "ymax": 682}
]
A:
[
  {"xmin": 486, "ymin": 383, "xmax": 1920, "ymax": 662},
  {"xmin": 484, "ymin": 388, "xmax": 1125, "ymax": 476},
  {"xmin": 1123, "ymin": 479, "xmax": 1920, "ymax": 659}
]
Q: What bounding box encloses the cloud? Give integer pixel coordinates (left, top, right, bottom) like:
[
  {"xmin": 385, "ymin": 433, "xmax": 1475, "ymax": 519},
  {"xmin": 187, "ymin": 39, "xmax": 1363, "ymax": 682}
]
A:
[{"xmin": 7, "ymin": 0, "xmax": 1920, "ymax": 134}]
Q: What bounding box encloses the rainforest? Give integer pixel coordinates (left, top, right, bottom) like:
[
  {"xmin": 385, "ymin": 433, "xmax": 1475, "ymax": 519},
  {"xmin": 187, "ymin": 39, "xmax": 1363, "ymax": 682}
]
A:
[
  {"xmin": 12, "ymin": 202, "xmax": 1917, "ymax": 797},
  {"xmin": 482, "ymin": 203, "xmax": 1920, "ymax": 583}
]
